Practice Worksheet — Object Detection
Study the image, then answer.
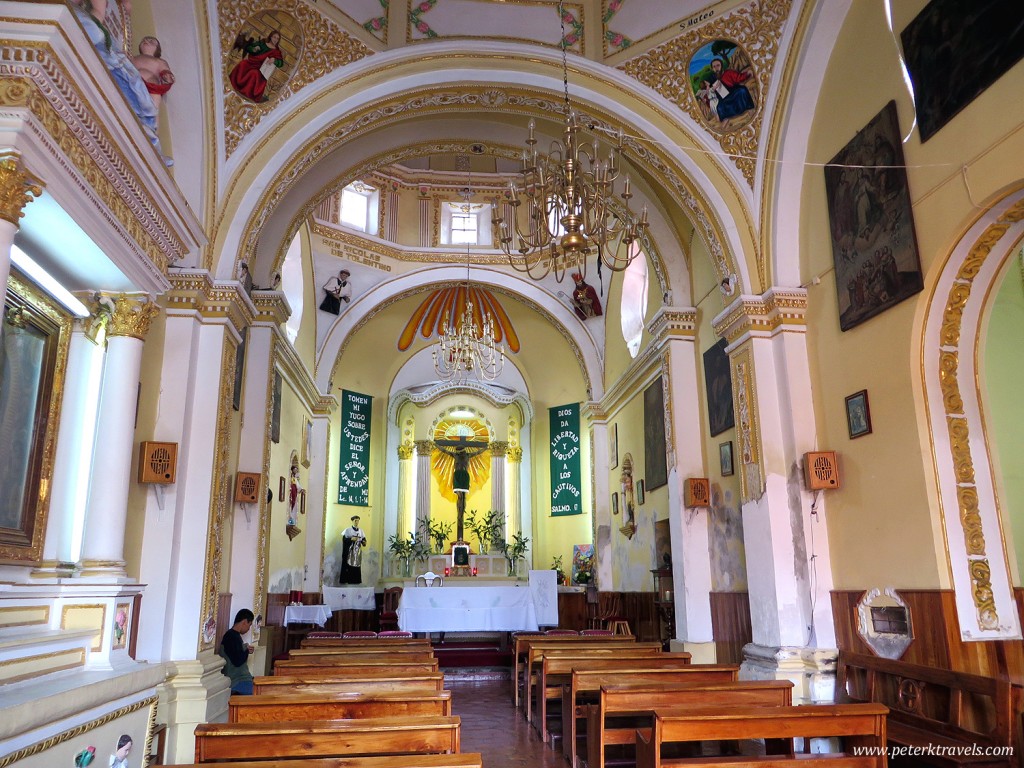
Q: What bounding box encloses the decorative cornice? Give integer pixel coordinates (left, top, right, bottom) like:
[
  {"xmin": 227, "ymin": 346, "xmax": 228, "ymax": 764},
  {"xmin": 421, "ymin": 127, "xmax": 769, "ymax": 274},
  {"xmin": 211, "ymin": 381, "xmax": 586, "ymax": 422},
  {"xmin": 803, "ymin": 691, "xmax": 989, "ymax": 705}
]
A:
[
  {"xmin": 0, "ymin": 150, "xmax": 43, "ymax": 224},
  {"xmin": 107, "ymin": 294, "xmax": 159, "ymax": 340},
  {"xmin": 712, "ymin": 287, "xmax": 807, "ymax": 345},
  {"xmin": 250, "ymin": 289, "xmax": 292, "ymax": 326},
  {"xmin": 165, "ymin": 270, "xmax": 256, "ymax": 340},
  {"xmin": 647, "ymin": 307, "xmax": 698, "ymax": 345}
]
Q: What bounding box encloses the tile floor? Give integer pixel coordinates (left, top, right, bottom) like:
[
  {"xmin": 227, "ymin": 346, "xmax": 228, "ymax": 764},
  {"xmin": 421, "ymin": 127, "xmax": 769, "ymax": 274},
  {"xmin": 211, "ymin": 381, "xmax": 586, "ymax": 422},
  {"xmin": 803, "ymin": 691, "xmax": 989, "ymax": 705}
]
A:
[{"xmin": 450, "ymin": 679, "xmax": 568, "ymax": 767}]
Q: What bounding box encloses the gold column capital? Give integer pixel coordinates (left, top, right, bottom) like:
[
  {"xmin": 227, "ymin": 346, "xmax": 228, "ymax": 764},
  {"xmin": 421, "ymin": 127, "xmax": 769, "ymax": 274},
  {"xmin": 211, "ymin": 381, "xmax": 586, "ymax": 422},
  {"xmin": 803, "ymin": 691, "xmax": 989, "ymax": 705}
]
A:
[
  {"xmin": 507, "ymin": 446, "xmax": 523, "ymax": 463},
  {"xmin": 414, "ymin": 439, "xmax": 435, "ymax": 456},
  {"xmin": 397, "ymin": 442, "xmax": 414, "ymax": 460},
  {"xmin": 108, "ymin": 294, "xmax": 160, "ymax": 340},
  {"xmin": 489, "ymin": 441, "xmax": 509, "ymax": 457},
  {"xmin": 0, "ymin": 151, "xmax": 43, "ymax": 225}
]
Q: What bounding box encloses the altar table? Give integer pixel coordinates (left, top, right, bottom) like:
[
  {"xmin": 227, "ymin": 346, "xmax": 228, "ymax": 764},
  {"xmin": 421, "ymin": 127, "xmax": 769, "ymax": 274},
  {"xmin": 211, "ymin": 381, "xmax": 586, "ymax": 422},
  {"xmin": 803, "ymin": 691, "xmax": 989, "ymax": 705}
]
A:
[
  {"xmin": 397, "ymin": 585, "xmax": 539, "ymax": 632},
  {"xmin": 283, "ymin": 604, "xmax": 333, "ymax": 627},
  {"xmin": 321, "ymin": 586, "xmax": 376, "ymax": 611}
]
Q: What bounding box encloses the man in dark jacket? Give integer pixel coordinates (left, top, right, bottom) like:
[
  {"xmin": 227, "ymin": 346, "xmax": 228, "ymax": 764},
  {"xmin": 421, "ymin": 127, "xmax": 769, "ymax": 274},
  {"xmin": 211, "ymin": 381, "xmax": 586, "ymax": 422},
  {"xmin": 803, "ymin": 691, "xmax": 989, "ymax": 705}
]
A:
[{"xmin": 219, "ymin": 609, "xmax": 255, "ymax": 694}]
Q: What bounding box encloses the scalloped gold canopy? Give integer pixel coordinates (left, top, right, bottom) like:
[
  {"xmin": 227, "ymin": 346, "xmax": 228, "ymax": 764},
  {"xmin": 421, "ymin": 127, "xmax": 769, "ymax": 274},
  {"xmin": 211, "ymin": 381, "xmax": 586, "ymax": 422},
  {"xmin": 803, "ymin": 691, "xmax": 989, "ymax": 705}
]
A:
[{"xmin": 398, "ymin": 286, "xmax": 520, "ymax": 353}]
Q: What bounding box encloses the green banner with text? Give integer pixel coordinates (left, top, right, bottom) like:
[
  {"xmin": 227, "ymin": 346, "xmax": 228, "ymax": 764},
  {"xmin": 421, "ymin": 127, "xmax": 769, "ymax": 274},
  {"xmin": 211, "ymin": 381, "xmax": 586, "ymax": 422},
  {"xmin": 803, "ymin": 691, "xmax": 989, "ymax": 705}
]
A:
[
  {"xmin": 550, "ymin": 403, "xmax": 582, "ymax": 516},
  {"xmin": 338, "ymin": 390, "xmax": 372, "ymax": 506}
]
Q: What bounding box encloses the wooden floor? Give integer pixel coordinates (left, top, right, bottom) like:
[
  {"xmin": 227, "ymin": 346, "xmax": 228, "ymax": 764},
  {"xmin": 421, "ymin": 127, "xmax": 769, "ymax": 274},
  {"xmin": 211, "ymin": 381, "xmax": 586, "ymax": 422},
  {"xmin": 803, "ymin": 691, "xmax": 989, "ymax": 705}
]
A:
[{"xmin": 450, "ymin": 679, "xmax": 566, "ymax": 767}]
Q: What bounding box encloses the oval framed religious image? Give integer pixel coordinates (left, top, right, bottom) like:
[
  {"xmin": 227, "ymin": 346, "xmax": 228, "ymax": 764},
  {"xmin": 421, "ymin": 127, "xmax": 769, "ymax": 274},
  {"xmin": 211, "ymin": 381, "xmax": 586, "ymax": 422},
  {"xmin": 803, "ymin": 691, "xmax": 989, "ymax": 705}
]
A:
[{"xmin": 689, "ymin": 39, "xmax": 759, "ymax": 134}]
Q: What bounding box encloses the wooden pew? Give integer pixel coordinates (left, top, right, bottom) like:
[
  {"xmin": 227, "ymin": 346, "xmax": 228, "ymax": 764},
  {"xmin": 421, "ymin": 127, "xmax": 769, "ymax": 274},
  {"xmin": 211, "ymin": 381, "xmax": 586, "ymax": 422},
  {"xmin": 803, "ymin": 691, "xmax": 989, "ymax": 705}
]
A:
[
  {"xmin": 290, "ymin": 646, "xmax": 436, "ymax": 658},
  {"xmin": 253, "ymin": 672, "xmax": 445, "ymax": 695},
  {"xmin": 533, "ymin": 652, "xmax": 693, "ymax": 742},
  {"xmin": 194, "ymin": 716, "xmax": 461, "ymax": 762},
  {"xmin": 272, "ymin": 659, "xmax": 439, "ymax": 676},
  {"xmin": 229, "ymin": 690, "xmax": 452, "ymax": 722},
  {"xmin": 168, "ymin": 755, "xmax": 482, "ymax": 768},
  {"xmin": 302, "ymin": 637, "xmax": 431, "ymax": 648},
  {"xmin": 837, "ymin": 651, "xmax": 1013, "ymax": 767},
  {"xmin": 523, "ymin": 641, "xmax": 661, "ymax": 721},
  {"xmin": 283, "ymin": 651, "xmax": 437, "ymax": 665},
  {"xmin": 633, "ymin": 703, "xmax": 888, "ymax": 768},
  {"xmin": 513, "ymin": 634, "xmax": 637, "ymax": 707},
  {"xmin": 582, "ymin": 678, "xmax": 791, "ymax": 768}
]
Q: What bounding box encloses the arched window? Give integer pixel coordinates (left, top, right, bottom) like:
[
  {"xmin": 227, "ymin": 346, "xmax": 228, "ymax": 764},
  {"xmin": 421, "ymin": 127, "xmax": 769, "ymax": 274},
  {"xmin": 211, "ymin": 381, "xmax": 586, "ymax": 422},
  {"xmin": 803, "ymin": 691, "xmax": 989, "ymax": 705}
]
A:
[
  {"xmin": 282, "ymin": 233, "xmax": 303, "ymax": 343},
  {"xmin": 620, "ymin": 243, "xmax": 649, "ymax": 358}
]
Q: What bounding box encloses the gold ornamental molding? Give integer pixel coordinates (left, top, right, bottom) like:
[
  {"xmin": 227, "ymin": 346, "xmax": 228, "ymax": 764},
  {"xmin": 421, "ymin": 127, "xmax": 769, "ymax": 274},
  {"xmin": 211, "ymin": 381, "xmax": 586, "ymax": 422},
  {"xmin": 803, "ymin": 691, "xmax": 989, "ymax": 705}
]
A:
[
  {"xmin": 507, "ymin": 445, "xmax": 523, "ymax": 463},
  {"xmin": 218, "ymin": 0, "xmax": 373, "ymax": 157},
  {"xmin": 731, "ymin": 344, "xmax": 763, "ymax": 504},
  {"xmin": 231, "ymin": 84, "xmax": 738, "ymax": 292},
  {"xmin": 0, "ymin": 150, "xmax": 43, "ymax": 224},
  {"xmin": 648, "ymin": 307, "xmax": 698, "ymax": 345},
  {"xmin": 712, "ymin": 287, "xmax": 807, "ymax": 344},
  {"xmin": 106, "ymin": 294, "xmax": 160, "ymax": 340},
  {"xmin": 489, "ymin": 441, "xmax": 510, "ymax": 458},
  {"xmin": 415, "ymin": 439, "xmax": 435, "ymax": 456},
  {"xmin": 254, "ymin": 332, "xmax": 277, "ymax": 638},
  {"xmin": 660, "ymin": 352, "xmax": 676, "ymax": 472},
  {"xmin": 934, "ymin": 197, "xmax": 1024, "ymax": 631},
  {"xmin": 397, "ymin": 442, "xmax": 414, "ymax": 460},
  {"xmin": 0, "ymin": 40, "xmax": 194, "ymax": 272},
  {"xmin": 165, "ymin": 271, "xmax": 256, "ymax": 339},
  {"xmin": 250, "ymin": 289, "xmax": 292, "ymax": 326},
  {"xmin": 619, "ymin": 0, "xmax": 792, "ymax": 187}
]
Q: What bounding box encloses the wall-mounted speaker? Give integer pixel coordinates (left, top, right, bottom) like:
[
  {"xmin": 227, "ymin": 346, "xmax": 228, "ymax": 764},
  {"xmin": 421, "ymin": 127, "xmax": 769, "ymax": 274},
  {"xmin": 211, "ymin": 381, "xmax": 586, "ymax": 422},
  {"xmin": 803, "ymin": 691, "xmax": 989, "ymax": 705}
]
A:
[
  {"xmin": 804, "ymin": 451, "xmax": 840, "ymax": 490},
  {"xmin": 684, "ymin": 477, "xmax": 711, "ymax": 508},
  {"xmin": 138, "ymin": 441, "xmax": 177, "ymax": 484},
  {"xmin": 234, "ymin": 472, "xmax": 261, "ymax": 504}
]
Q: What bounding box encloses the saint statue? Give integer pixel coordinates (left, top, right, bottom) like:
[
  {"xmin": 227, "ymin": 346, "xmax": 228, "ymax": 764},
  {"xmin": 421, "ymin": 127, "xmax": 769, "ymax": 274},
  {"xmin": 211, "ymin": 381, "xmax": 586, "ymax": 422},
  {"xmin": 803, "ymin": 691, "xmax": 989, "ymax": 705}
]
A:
[{"xmin": 340, "ymin": 515, "xmax": 367, "ymax": 584}]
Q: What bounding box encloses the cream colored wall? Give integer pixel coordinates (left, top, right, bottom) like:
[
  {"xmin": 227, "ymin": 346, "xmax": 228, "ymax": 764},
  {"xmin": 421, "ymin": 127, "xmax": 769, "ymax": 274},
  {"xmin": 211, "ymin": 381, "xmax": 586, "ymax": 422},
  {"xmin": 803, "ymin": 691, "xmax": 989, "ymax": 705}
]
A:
[
  {"xmin": 983, "ymin": 256, "xmax": 1024, "ymax": 586},
  {"xmin": 799, "ymin": 0, "xmax": 1024, "ymax": 589}
]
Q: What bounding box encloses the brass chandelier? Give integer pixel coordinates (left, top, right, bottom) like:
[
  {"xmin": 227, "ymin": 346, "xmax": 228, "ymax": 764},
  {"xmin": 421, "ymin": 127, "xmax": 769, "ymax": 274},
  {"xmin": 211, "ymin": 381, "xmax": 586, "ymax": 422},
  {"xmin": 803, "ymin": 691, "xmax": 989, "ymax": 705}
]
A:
[
  {"xmin": 492, "ymin": 2, "xmax": 649, "ymax": 283},
  {"xmin": 433, "ymin": 185, "xmax": 506, "ymax": 382}
]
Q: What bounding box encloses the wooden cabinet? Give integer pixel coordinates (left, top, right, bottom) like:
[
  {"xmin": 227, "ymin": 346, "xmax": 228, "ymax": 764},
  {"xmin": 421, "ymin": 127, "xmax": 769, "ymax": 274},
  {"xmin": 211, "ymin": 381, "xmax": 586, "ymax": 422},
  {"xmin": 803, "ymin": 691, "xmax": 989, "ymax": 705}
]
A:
[{"xmin": 651, "ymin": 568, "xmax": 675, "ymax": 647}]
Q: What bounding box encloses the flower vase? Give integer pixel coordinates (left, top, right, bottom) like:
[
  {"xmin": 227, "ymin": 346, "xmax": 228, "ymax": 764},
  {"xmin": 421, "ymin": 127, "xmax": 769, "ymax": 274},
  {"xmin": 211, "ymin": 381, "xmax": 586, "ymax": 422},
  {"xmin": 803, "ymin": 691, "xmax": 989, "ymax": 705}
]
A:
[
  {"xmin": 506, "ymin": 557, "xmax": 520, "ymax": 578},
  {"xmin": 401, "ymin": 557, "xmax": 412, "ymax": 578}
]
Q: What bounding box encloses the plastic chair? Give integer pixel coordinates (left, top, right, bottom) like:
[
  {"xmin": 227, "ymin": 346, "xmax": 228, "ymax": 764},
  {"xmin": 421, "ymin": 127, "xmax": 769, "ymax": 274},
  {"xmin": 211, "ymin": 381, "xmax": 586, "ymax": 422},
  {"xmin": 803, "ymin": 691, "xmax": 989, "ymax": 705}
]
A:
[
  {"xmin": 343, "ymin": 630, "xmax": 377, "ymax": 638},
  {"xmin": 378, "ymin": 630, "xmax": 413, "ymax": 638},
  {"xmin": 415, "ymin": 571, "xmax": 443, "ymax": 587},
  {"xmin": 379, "ymin": 587, "xmax": 402, "ymax": 632}
]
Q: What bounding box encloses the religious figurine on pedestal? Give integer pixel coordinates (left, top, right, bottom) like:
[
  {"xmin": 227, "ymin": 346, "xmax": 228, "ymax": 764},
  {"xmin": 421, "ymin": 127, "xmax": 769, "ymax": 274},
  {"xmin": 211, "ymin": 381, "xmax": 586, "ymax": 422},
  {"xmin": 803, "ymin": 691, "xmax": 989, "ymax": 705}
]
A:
[
  {"xmin": 571, "ymin": 272, "xmax": 603, "ymax": 321},
  {"xmin": 340, "ymin": 515, "xmax": 367, "ymax": 584}
]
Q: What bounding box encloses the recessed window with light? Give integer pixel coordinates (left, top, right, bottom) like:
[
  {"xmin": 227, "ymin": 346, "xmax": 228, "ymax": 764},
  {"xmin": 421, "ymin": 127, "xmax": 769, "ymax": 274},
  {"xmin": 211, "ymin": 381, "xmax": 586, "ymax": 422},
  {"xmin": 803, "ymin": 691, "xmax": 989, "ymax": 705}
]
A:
[{"xmin": 338, "ymin": 181, "xmax": 379, "ymax": 235}]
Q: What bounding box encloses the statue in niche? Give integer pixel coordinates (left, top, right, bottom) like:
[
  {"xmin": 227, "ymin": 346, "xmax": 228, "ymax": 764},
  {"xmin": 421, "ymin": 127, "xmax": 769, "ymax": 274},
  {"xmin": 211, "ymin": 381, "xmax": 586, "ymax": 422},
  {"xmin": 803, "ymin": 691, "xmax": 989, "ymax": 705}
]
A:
[{"xmin": 131, "ymin": 36, "xmax": 174, "ymax": 113}]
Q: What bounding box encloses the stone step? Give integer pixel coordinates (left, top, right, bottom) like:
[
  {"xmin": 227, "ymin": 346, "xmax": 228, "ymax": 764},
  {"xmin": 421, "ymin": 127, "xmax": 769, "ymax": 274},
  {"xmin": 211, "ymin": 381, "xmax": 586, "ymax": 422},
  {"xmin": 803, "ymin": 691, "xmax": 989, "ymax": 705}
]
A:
[{"xmin": 0, "ymin": 626, "xmax": 96, "ymax": 685}]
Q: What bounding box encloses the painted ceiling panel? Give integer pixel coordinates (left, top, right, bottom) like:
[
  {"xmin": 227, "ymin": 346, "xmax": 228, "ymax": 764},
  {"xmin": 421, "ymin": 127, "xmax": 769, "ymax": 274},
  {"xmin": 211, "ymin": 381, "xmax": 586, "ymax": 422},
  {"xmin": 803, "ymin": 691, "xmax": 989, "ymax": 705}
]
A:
[{"xmin": 408, "ymin": 0, "xmax": 583, "ymax": 50}]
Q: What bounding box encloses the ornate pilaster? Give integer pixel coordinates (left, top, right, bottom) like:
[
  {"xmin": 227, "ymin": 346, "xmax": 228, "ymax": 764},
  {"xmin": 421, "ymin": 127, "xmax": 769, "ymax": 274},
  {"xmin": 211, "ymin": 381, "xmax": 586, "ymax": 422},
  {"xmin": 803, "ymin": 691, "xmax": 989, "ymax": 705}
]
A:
[
  {"xmin": 712, "ymin": 289, "xmax": 837, "ymax": 690},
  {"xmin": 489, "ymin": 441, "xmax": 508, "ymax": 522},
  {"xmin": 396, "ymin": 442, "xmax": 414, "ymax": 537},
  {"xmin": 0, "ymin": 151, "xmax": 43, "ymax": 296},
  {"xmin": 80, "ymin": 295, "xmax": 160, "ymax": 577},
  {"xmin": 414, "ymin": 440, "xmax": 434, "ymax": 536},
  {"xmin": 505, "ymin": 444, "xmax": 522, "ymax": 545}
]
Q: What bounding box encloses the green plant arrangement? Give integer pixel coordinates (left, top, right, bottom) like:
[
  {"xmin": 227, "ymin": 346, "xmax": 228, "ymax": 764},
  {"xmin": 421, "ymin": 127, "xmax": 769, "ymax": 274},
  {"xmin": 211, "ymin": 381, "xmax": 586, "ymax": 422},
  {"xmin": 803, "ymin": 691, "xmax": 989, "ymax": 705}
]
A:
[
  {"xmin": 551, "ymin": 554, "xmax": 567, "ymax": 585},
  {"xmin": 419, "ymin": 517, "xmax": 454, "ymax": 554},
  {"xmin": 387, "ymin": 532, "xmax": 430, "ymax": 577},
  {"xmin": 498, "ymin": 530, "xmax": 530, "ymax": 577},
  {"xmin": 465, "ymin": 509, "xmax": 503, "ymax": 554}
]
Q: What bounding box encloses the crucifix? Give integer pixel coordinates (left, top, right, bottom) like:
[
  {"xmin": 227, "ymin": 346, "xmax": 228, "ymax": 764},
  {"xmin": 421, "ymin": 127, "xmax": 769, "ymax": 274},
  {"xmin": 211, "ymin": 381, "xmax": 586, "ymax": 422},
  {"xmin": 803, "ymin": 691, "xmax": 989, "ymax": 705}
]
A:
[{"xmin": 434, "ymin": 437, "xmax": 490, "ymax": 541}]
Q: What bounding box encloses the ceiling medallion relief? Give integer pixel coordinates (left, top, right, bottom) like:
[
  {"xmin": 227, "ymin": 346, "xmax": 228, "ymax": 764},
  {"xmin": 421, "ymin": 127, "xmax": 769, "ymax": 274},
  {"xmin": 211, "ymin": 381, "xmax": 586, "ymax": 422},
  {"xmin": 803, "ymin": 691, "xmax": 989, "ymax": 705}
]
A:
[
  {"xmin": 219, "ymin": 0, "xmax": 372, "ymax": 157},
  {"xmin": 619, "ymin": 0, "xmax": 792, "ymax": 187},
  {"xmin": 238, "ymin": 87, "xmax": 737, "ymax": 292}
]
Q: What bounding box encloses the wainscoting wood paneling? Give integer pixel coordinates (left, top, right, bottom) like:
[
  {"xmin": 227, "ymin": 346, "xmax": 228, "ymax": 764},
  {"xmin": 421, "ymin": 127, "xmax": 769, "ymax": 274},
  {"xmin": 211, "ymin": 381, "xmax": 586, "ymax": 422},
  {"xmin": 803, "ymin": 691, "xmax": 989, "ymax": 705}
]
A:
[{"xmin": 709, "ymin": 592, "xmax": 751, "ymax": 665}]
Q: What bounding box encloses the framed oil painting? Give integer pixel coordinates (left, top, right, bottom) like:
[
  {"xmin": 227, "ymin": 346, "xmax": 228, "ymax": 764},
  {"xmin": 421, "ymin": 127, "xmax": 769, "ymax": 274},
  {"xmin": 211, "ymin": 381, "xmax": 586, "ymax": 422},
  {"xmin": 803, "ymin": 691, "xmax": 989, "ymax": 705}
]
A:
[
  {"xmin": 609, "ymin": 422, "xmax": 618, "ymax": 470},
  {"xmin": 901, "ymin": 0, "xmax": 1024, "ymax": 142},
  {"xmin": 824, "ymin": 101, "xmax": 923, "ymax": 332},
  {"xmin": 719, "ymin": 441, "xmax": 734, "ymax": 477},
  {"xmin": 636, "ymin": 479, "xmax": 646, "ymax": 506},
  {"xmin": 301, "ymin": 416, "xmax": 313, "ymax": 468},
  {"xmin": 611, "ymin": 492, "xmax": 619, "ymax": 516},
  {"xmin": 703, "ymin": 338, "xmax": 734, "ymax": 437},
  {"xmin": 227, "ymin": 11, "xmax": 302, "ymax": 105},
  {"xmin": 232, "ymin": 327, "xmax": 246, "ymax": 411},
  {"xmin": 688, "ymin": 39, "xmax": 758, "ymax": 133},
  {"xmin": 270, "ymin": 370, "xmax": 282, "ymax": 443},
  {"xmin": 643, "ymin": 378, "xmax": 668, "ymax": 490},
  {"xmin": 845, "ymin": 390, "xmax": 872, "ymax": 439}
]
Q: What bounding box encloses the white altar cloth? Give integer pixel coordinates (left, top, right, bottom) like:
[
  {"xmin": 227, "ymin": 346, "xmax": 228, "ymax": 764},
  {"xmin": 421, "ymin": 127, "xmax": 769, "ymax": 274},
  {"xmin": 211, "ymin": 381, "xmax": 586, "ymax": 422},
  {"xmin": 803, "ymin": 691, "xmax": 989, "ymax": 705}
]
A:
[
  {"xmin": 322, "ymin": 586, "xmax": 376, "ymax": 611},
  {"xmin": 397, "ymin": 585, "xmax": 539, "ymax": 632},
  {"xmin": 283, "ymin": 604, "xmax": 333, "ymax": 627}
]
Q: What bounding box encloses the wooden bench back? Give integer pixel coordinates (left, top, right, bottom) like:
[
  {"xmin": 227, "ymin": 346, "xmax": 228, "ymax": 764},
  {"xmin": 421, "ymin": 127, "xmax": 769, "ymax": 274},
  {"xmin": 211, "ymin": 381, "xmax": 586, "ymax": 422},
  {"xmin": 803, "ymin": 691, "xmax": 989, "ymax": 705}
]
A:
[
  {"xmin": 167, "ymin": 754, "xmax": 482, "ymax": 768},
  {"xmin": 290, "ymin": 646, "xmax": 435, "ymax": 658},
  {"xmin": 634, "ymin": 703, "xmax": 888, "ymax": 768},
  {"xmin": 513, "ymin": 634, "xmax": 637, "ymax": 707},
  {"xmin": 194, "ymin": 716, "xmax": 461, "ymax": 762},
  {"xmin": 273, "ymin": 659, "xmax": 439, "ymax": 676},
  {"xmin": 229, "ymin": 690, "xmax": 452, "ymax": 722},
  {"xmin": 282, "ymin": 651, "xmax": 437, "ymax": 665},
  {"xmin": 837, "ymin": 650, "xmax": 1011, "ymax": 749},
  {"xmin": 253, "ymin": 673, "xmax": 444, "ymax": 695},
  {"xmin": 302, "ymin": 637, "xmax": 431, "ymax": 648},
  {"xmin": 584, "ymin": 679, "xmax": 793, "ymax": 768}
]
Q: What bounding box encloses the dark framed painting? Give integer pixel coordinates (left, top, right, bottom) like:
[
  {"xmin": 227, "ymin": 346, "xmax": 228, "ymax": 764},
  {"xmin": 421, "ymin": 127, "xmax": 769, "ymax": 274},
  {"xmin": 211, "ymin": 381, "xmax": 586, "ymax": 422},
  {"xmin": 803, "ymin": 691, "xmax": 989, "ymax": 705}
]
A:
[
  {"xmin": 845, "ymin": 390, "xmax": 872, "ymax": 439},
  {"xmin": 824, "ymin": 101, "xmax": 923, "ymax": 332},
  {"xmin": 611, "ymin": 492, "xmax": 619, "ymax": 516},
  {"xmin": 609, "ymin": 422, "xmax": 618, "ymax": 469},
  {"xmin": 232, "ymin": 327, "xmax": 247, "ymax": 411},
  {"xmin": 703, "ymin": 338, "xmax": 734, "ymax": 437},
  {"xmin": 719, "ymin": 441, "xmax": 734, "ymax": 477},
  {"xmin": 270, "ymin": 370, "xmax": 282, "ymax": 443},
  {"xmin": 901, "ymin": 0, "xmax": 1024, "ymax": 142},
  {"xmin": 636, "ymin": 479, "xmax": 645, "ymax": 506},
  {"xmin": 643, "ymin": 378, "xmax": 668, "ymax": 490}
]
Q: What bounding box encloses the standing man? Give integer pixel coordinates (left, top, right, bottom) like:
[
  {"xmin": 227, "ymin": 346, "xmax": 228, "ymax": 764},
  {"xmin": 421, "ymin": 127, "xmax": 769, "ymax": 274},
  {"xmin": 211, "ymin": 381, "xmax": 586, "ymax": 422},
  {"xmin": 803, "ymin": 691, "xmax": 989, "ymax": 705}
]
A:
[
  {"xmin": 219, "ymin": 609, "xmax": 255, "ymax": 695},
  {"xmin": 340, "ymin": 516, "xmax": 367, "ymax": 584}
]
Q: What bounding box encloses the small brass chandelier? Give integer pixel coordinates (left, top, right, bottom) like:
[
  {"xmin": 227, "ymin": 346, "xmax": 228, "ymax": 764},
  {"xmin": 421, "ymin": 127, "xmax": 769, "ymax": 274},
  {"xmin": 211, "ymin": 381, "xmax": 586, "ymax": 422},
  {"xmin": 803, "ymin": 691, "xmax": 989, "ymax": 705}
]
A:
[
  {"xmin": 493, "ymin": 2, "xmax": 648, "ymax": 283},
  {"xmin": 433, "ymin": 185, "xmax": 506, "ymax": 382}
]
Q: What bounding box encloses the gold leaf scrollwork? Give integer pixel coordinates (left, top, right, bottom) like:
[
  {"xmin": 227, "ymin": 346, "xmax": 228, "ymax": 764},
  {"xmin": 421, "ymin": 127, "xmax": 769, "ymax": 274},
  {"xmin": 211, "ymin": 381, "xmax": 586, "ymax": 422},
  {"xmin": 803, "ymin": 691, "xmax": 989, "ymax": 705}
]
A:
[
  {"xmin": 507, "ymin": 446, "xmax": 523, "ymax": 463},
  {"xmin": 937, "ymin": 351, "xmax": 963, "ymax": 414},
  {"xmin": 968, "ymin": 559, "xmax": 999, "ymax": 630},
  {"xmin": 107, "ymin": 295, "xmax": 160, "ymax": 340},
  {"xmin": 940, "ymin": 283, "xmax": 971, "ymax": 347},
  {"xmin": 946, "ymin": 415, "xmax": 974, "ymax": 484},
  {"xmin": 397, "ymin": 442, "xmax": 414, "ymax": 460},
  {"xmin": 956, "ymin": 485, "xmax": 985, "ymax": 557},
  {"xmin": 0, "ymin": 152, "xmax": 43, "ymax": 225},
  {"xmin": 957, "ymin": 224, "xmax": 1008, "ymax": 281}
]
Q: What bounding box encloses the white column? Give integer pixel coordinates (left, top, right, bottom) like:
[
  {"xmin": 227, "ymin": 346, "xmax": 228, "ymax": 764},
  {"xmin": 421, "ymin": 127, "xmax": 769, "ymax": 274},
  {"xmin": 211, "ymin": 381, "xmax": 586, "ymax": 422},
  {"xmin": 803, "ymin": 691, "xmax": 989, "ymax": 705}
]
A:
[
  {"xmin": 80, "ymin": 295, "xmax": 159, "ymax": 578},
  {"xmin": 304, "ymin": 414, "xmax": 332, "ymax": 590},
  {"xmin": 583, "ymin": 405, "xmax": 612, "ymax": 588},
  {"xmin": 36, "ymin": 317, "xmax": 104, "ymax": 573},
  {"xmin": 490, "ymin": 441, "xmax": 507, "ymax": 518},
  {"xmin": 519, "ymin": 417, "xmax": 534, "ymax": 566},
  {"xmin": 650, "ymin": 310, "xmax": 715, "ymax": 660},
  {"xmin": 505, "ymin": 446, "xmax": 522, "ymax": 546},
  {"xmin": 414, "ymin": 440, "xmax": 433, "ymax": 536},
  {"xmin": 0, "ymin": 151, "xmax": 43, "ymax": 292},
  {"xmin": 714, "ymin": 289, "xmax": 837, "ymax": 704},
  {"xmin": 396, "ymin": 443, "xmax": 414, "ymax": 538}
]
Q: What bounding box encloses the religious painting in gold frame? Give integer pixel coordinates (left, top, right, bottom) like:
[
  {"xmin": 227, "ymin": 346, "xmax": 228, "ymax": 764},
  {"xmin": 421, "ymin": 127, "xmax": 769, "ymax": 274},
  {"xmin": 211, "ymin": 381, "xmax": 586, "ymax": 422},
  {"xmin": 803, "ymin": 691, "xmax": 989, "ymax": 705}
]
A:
[{"xmin": 0, "ymin": 272, "xmax": 71, "ymax": 562}]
